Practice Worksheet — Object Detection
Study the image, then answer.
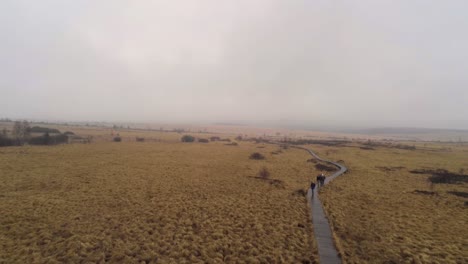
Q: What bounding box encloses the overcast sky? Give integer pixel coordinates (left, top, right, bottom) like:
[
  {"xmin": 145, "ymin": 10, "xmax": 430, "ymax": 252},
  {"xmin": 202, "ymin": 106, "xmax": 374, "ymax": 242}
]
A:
[{"xmin": 1, "ymin": 1, "xmax": 467, "ymax": 129}]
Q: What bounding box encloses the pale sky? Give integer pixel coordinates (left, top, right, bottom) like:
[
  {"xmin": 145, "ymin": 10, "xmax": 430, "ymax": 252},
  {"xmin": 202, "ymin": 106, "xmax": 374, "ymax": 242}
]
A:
[{"xmin": 1, "ymin": 1, "xmax": 467, "ymax": 129}]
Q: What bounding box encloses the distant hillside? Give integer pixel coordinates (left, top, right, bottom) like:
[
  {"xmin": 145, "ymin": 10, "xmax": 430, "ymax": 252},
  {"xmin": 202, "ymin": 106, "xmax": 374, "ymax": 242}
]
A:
[
  {"xmin": 350, "ymin": 127, "xmax": 468, "ymax": 135},
  {"xmin": 342, "ymin": 127, "xmax": 468, "ymax": 142}
]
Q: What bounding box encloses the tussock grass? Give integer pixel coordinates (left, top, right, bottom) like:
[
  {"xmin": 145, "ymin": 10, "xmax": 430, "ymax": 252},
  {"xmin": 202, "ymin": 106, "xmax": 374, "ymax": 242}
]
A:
[
  {"xmin": 313, "ymin": 143, "xmax": 468, "ymax": 264},
  {"xmin": 0, "ymin": 139, "xmax": 319, "ymax": 263}
]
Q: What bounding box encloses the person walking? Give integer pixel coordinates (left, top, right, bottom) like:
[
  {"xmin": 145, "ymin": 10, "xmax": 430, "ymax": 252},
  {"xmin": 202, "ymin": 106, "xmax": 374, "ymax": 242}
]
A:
[
  {"xmin": 310, "ymin": 182, "xmax": 316, "ymax": 198},
  {"xmin": 320, "ymin": 173, "xmax": 325, "ymax": 186}
]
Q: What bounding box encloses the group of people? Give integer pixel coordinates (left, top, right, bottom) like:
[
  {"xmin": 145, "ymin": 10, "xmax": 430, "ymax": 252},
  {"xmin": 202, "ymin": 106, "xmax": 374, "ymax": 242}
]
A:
[
  {"xmin": 316, "ymin": 173, "xmax": 326, "ymax": 187},
  {"xmin": 310, "ymin": 173, "xmax": 326, "ymax": 198}
]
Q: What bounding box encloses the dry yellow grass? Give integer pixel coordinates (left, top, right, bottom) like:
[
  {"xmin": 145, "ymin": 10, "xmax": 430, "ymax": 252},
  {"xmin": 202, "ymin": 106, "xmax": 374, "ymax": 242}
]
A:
[
  {"xmin": 313, "ymin": 143, "xmax": 468, "ymax": 264},
  {"xmin": 0, "ymin": 138, "xmax": 320, "ymax": 263}
]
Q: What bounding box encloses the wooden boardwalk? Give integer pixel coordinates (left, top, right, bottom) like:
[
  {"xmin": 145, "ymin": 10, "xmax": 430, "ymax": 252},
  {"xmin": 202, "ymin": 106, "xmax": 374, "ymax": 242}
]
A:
[{"xmin": 304, "ymin": 148, "xmax": 347, "ymax": 264}]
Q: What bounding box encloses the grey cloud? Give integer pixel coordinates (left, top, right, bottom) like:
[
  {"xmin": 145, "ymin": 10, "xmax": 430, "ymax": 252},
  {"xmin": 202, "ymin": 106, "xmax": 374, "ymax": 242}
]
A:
[{"xmin": 1, "ymin": 0, "xmax": 467, "ymax": 128}]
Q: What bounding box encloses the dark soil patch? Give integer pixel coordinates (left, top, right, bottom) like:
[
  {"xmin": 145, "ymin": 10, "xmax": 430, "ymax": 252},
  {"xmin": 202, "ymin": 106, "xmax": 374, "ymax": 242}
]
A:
[
  {"xmin": 269, "ymin": 179, "xmax": 285, "ymax": 188},
  {"xmin": 249, "ymin": 176, "xmax": 285, "ymax": 189},
  {"xmin": 429, "ymin": 173, "xmax": 468, "ymax": 184},
  {"xmin": 360, "ymin": 146, "xmax": 375, "ymax": 150},
  {"xmin": 315, "ymin": 163, "xmax": 336, "ymax": 172},
  {"xmin": 376, "ymin": 166, "xmax": 405, "ymax": 172},
  {"xmin": 448, "ymin": 191, "xmax": 468, "ymax": 198},
  {"xmin": 412, "ymin": 190, "xmax": 437, "ymax": 196},
  {"xmin": 409, "ymin": 168, "xmax": 468, "ymax": 184},
  {"xmin": 292, "ymin": 189, "xmax": 307, "ymax": 197},
  {"xmin": 410, "ymin": 168, "xmax": 445, "ymax": 174}
]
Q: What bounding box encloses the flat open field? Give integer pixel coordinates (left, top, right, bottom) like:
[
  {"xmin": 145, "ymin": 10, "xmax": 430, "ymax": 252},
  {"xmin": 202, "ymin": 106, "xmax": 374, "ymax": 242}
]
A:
[
  {"xmin": 2, "ymin": 121, "xmax": 467, "ymax": 263},
  {"xmin": 0, "ymin": 136, "xmax": 320, "ymax": 263},
  {"xmin": 315, "ymin": 142, "xmax": 468, "ymax": 264}
]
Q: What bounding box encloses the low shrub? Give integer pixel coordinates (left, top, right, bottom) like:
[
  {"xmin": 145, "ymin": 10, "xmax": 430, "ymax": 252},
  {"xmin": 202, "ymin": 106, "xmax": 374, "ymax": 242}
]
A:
[
  {"xmin": 136, "ymin": 137, "xmax": 145, "ymax": 142},
  {"xmin": 181, "ymin": 135, "xmax": 195, "ymax": 142},
  {"xmin": 250, "ymin": 152, "xmax": 265, "ymax": 160},
  {"xmin": 198, "ymin": 138, "xmax": 209, "ymax": 143},
  {"xmin": 210, "ymin": 136, "xmax": 220, "ymax": 141},
  {"xmin": 113, "ymin": 137, "xmax": 122, "ymax": 142}
]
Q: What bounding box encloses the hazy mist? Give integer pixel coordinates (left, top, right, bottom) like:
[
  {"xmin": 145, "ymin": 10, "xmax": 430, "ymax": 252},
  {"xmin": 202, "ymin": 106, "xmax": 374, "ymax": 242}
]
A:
[{"xmin": 1, "ymin": 1, "xmax": 467, "ymax": 129}]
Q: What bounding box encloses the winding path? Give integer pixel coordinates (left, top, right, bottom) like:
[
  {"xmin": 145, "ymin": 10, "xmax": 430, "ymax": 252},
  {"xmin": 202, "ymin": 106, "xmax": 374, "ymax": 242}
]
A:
[{"xmin": 301, "ymin": 148, "xmax": 347, "ymax": 264}]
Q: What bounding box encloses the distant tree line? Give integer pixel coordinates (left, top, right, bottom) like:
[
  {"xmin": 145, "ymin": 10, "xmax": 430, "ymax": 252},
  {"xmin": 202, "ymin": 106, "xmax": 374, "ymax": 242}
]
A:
[
  {"xmin": 29, "ymin": 126, "xmax": 61, "ymax": 133},
  {"xmin": 181, "ymin": 135, "xmax": 234, "ymax": 143},
  {"xmin": 0, "ymin": 121, "xmax": 69, "ymax": 147}
]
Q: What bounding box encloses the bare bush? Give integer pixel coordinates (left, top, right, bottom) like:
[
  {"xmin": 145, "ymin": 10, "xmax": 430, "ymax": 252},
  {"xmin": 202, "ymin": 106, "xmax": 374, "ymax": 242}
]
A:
[
  {"xmin": 258, "ymin": 167, "xmax": 270, "ymax": 179},
  {"xmin": 198, "ymin": 138, "xmax": 209, "ymax": 143},
  {"xmin": 136, "ymin": 137, "xmax": 145, "ymax": 142},
  {"xmin": 113, "ymin": 137, "xmax": 122, "ymax": 142},
  {"xmin": 12, "ymin": 121, "xmax": 31, "ymax": 144}
]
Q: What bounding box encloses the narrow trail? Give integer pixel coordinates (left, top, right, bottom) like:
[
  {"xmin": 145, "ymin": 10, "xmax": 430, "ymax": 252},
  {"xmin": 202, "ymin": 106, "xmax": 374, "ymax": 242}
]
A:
[{"xmin": 301, "ymin": 147, "xmax": 347, "ymax": 264}]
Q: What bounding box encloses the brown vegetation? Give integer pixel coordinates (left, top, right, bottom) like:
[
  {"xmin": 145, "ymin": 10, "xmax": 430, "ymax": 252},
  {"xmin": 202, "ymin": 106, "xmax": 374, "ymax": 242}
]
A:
[
  {"xmin": 0, "ymin": 139, "xmax": 319, "ymax": 263},
  {"xmin": 316, "ymin": 142, "xmax": 468, "ymax": 263}
]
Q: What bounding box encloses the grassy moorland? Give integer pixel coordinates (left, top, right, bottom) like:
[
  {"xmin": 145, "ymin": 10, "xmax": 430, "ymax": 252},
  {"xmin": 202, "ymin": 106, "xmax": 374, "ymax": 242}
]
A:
[
  {"xmin": 0, "ymin": 138, "xmax": 320, "ymax": 263},
  {"xmin": 314, "ymin": 142, "xmax": 468, "ymax": 264}
]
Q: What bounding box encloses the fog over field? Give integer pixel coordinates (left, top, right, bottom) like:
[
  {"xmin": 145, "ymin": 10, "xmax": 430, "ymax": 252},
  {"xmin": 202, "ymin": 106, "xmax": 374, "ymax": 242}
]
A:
[{"xmin": 1, "ymin": 1, "xmax": 467, "ymax": 129}]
